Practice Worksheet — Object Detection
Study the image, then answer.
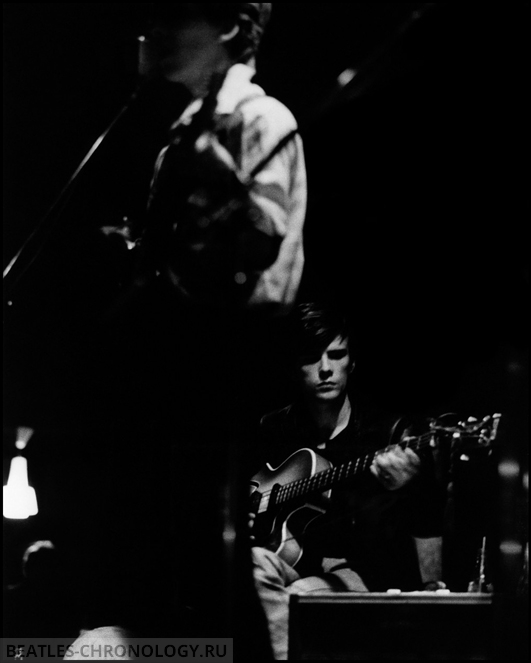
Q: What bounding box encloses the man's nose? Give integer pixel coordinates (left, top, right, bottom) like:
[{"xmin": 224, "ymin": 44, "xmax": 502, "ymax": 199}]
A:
[{"xmin": 319, "ymin": 356, "xmax": 332, "ymax": 375}]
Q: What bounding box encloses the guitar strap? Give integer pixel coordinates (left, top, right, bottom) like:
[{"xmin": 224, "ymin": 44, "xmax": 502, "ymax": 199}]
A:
[
  {"xmin": 215, "ymin": 92, "xmax": 300, "ymax": 185},
  {"xmin": 249, "ymin": 127, "xmax": 300, "ymax": 180}
]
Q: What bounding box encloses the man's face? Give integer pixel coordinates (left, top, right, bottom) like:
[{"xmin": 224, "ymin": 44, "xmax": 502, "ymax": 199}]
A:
[
  {"xmin": 297, "ymin": 335, "xmax": 352, "ymax": 403},
  {"xmin": 144, "ymin": 18, "xmax": 225, "ymax": 82}
]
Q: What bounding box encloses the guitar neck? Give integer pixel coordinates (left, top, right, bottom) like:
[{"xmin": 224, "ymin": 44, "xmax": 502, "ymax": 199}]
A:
[
  {"xmin": 274, "ymin": 434, "xmax": 432, "ymax": 508},
  {"xmin": 266, "ymin": 413, "xmax": 500, "ymax": 511}
]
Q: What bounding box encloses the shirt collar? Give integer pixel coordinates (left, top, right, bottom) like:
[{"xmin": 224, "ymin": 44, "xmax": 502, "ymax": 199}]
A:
[
  {"xmin": 216, "ymin": 63, "xmax": 263, "ymax": 114},
  {"xmin": 173, "ymin": 63, "xmax": 263, "ymax": 130}
]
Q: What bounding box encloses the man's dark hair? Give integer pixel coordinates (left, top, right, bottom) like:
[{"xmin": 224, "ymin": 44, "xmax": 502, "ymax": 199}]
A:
[
  {"xmin": 230, "ymin": 3, "xmax": 272, "ymax": 63},
  {"xmin": 291, "ymin": 302, "xmax": 353, "ymax": 361},
  {"xmin": 149, "ymin": 3, "xmax": 272, "ymax": 63}
]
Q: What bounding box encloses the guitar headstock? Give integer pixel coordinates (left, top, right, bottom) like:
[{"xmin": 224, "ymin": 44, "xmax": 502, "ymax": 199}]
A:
[{"xmin": 428, "ymin": 412, "xmax": 502, "ymax": 454}]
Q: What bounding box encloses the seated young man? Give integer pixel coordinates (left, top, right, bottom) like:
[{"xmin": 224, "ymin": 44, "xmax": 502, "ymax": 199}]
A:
[{"xmin": 250, "ymin": 302, "xmax": 447, "ymax": 660}]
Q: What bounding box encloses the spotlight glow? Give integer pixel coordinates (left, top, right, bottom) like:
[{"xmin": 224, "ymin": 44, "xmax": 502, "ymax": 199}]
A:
[
  {"xmin": 499, "ymin": 540, "xmax": 523, "ymax": 556},
  {"xmin": 338, "ymin": 68, "xmax": 357, "ymax": 88},
  {"xmin": 498, "ymin": 459, "xmax": 520, "ymax": 480},
  {"xmin": 15, "ymin": 426, "xmax": 34, "ymax": 451}
]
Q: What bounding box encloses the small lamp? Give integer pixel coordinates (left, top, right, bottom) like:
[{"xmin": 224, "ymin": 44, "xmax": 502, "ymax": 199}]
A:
[{"xmin": 3, "ymin": 427, "xmax": 38, "ymax": 519}]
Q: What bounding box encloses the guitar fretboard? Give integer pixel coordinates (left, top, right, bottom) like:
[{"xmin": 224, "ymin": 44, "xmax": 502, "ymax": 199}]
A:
[
  {"xmin": 255, "ymin": 413, "xmax": 500, "ymax": 520},
  {"xmin": 274, "ymin": 434, "xmax": 431, "ymax": 508}
]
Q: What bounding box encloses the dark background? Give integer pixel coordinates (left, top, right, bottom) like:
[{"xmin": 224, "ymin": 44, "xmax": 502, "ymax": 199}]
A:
[{"xmin": 3, "ymin": 1, "xmax": 529, "ymax": 646}]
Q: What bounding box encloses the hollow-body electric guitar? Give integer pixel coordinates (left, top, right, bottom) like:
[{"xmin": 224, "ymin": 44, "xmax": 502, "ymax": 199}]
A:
[{"xmin": 249, "ymin": 413, "xmax": 501, "ymax": 570}]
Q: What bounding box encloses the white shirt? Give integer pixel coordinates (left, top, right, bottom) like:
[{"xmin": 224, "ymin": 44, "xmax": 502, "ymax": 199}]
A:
[{"xmin": 151, "ymin": 64, "xmax": 307, "ymax": 315}]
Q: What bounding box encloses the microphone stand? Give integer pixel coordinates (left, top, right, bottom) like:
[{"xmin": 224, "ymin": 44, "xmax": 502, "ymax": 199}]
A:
[
  {"xmin": 3, "ymin": 86, "xmax": 142, "ymax": 303},
  {"xmin": 301, "ymin": 3, "xmax": 441, "ymax": 130}
]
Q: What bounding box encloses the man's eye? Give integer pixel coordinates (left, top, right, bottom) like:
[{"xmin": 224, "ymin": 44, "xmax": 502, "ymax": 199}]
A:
[{"xmin": 327, "ymin": 350, "xmax": 348, "ymax": 360}]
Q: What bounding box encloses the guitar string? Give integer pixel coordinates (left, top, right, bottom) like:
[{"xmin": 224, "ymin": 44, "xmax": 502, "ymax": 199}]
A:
[
  {"xmin": 257, "ymin": 431, "xmax": 435, "ymax": 508},
  {"xmin": 255, "ymin": 429, "xmax": 490, "ymax": 510},
  {"xmin": 252, "ymin": 416, "xmax": 498, "ymax": 556},
  {"xmin": 255, "ymin": 431, "xmax": 494, "ymax": 547}
]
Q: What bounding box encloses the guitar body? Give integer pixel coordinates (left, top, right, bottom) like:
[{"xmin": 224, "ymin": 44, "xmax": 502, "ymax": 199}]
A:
[{"xmin": 250, "ymin": 448, "xmax": 332, "ymax": 568}]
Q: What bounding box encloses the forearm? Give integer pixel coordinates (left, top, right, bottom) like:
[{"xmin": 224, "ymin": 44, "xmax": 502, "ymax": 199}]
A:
[{"xmin": 413, "ymin": 536, "xmax": 443, "ymax": 585}]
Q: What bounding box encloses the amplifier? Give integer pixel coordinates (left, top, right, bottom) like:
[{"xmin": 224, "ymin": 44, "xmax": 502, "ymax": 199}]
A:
[{"xmin": 287, "ymin": 592, "xmax": 521, "ymax": 660}]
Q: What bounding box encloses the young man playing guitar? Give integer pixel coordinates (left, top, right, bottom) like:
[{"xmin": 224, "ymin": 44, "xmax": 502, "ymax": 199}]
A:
[
  {"xmin": 250, "ymin": 302, "xmax": 447, "ymax": 660},
  {"xmin": 121, "ymin": 2, "xmax": 307, "ymax": 314}
]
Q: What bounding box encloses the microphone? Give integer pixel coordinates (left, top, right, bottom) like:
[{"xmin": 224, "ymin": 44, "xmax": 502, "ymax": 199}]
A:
[{"xmin": 137, "ymin": 35, "xmax": 160, "ymax": 80}]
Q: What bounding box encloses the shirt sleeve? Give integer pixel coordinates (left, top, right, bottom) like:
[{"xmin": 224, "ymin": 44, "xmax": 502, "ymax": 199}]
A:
[{"xmin": 237, "ymin": 97, "xmax": 307, "ymax": 314}]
